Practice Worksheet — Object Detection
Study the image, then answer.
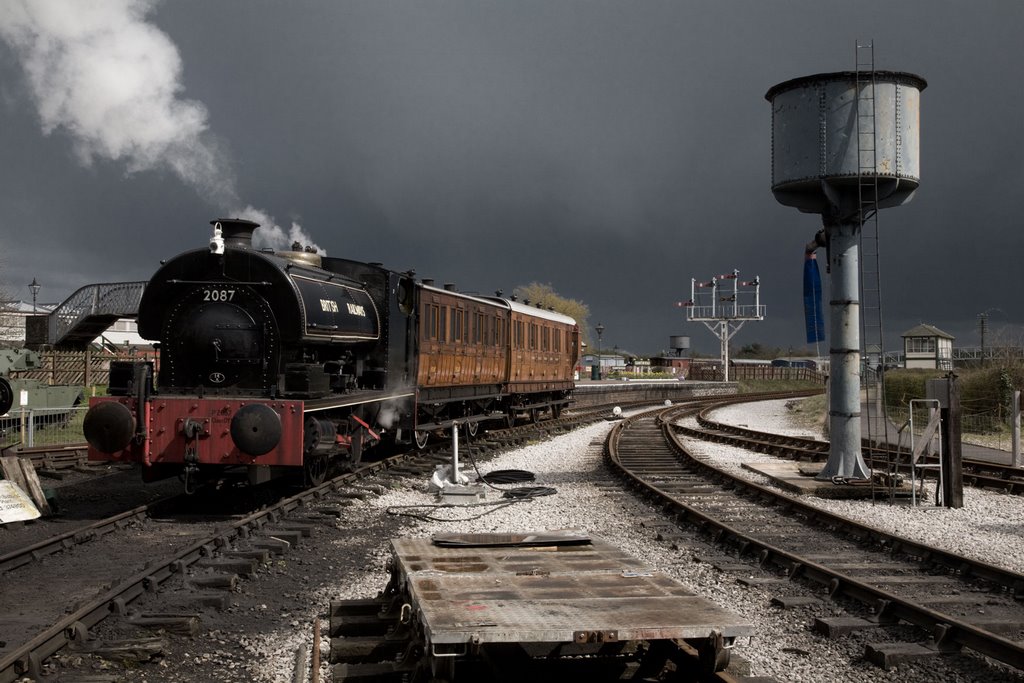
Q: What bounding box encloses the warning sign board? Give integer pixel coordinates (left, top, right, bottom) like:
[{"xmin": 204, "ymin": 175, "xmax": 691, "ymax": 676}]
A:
[{"xmin": 0, "ymin": 480, "xmax": 41, "ymax": 523}]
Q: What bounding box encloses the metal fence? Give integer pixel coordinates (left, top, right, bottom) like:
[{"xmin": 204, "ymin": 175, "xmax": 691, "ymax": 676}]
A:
[
  {"xmin": 9, "ymin": 347, "xmax": 157, "ymax": 387},
  {"xmin": 886, "ymin": 404, "xmax": 1019, "ymax": 452},
  {"xmin": 0, "ymin": 406, "xmax": 88, "ymax": 451},
  {"xmin": 688, "ymin": 363, "xmax": 826, "ymax": 383}
]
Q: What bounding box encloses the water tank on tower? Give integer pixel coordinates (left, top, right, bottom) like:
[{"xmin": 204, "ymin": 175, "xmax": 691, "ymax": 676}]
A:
[
  {"xmin": 669, "ymin": 336, "xmax": 690, "ymax": 357},
  {"xmin": 766, "ymin": 71, "xmax": 926, "ymax": 220}
]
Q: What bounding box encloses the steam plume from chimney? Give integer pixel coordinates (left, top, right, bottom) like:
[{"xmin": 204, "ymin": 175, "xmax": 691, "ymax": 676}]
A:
[
  {"xmin": 0, "ymin": 1, "xmax": 329, "ymax": 255},
  {"xmin": 0, "ymin": 0, "xmax": 237, "ymax": 207},
  {"xmin": 236, "ymin": 206, "xmax": 325, "ymax": 256}
]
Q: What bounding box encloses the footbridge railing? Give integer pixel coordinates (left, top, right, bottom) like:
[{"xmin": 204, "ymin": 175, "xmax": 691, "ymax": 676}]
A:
[{"xmin": 47, "ymin": 282, "xmax": 147, "ymax": 348}]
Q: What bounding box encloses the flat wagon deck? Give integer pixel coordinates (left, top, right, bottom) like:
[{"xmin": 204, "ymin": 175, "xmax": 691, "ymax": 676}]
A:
[{"xmin": 330, "ymin": 531, "xmax": 753, "ymax": 681}]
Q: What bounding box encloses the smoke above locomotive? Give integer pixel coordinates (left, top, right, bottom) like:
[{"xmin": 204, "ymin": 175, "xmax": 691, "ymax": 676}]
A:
[{"xmin": 83, "ymin": 218, "xmax": 580, "ymax": 490}]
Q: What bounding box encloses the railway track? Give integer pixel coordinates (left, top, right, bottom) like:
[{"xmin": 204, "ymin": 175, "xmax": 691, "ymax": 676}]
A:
[
  {"xmin": 0, "ymin": 444, "xmax": 110, "ymax": 478},
  {"xmin": 606, "ymin": 400, "xmax": 1024, "ymax": 675},
  {"xmin": 0, "ymin": 448, "xmax": 453, "ymax": 682}
]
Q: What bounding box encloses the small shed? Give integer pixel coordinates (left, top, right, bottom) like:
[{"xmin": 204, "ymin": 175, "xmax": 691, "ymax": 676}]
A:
[{"xmin": 901, "ymin": 323, "xmax": 954, "ymax": 370}]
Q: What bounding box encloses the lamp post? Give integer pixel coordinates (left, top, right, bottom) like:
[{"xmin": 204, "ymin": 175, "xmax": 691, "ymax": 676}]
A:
[
  {"xmin": 28, "ymin": 278, "xmax": 40, "ymax": 313},
  {"xmin": 978, "ymin": 312, "xmax": 987, "ymax": 367},
  {"xmin": 595, "ymin": 323, "xmax": 604, "ymax": 381}
]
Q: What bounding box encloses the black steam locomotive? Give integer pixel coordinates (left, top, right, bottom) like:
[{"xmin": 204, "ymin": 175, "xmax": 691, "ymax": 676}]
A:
[{"xmin": 84, "ymin": 219, "xmax": 579, "ymax": 489}]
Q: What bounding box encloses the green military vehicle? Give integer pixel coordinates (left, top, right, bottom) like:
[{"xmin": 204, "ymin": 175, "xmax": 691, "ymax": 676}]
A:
[{"xmin": 0, "ymin": 348, "xmax": 84, "ymax": 429}]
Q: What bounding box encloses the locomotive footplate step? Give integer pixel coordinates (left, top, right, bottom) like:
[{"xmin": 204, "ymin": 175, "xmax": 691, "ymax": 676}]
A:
[{"xmin": 343, "ymin": 530, "xmax": 754, "ymax": 680}]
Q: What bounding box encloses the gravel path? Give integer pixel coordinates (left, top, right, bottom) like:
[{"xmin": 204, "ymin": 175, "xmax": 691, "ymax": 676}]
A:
[{"xmin": 225, "ymin": 404, "xmax": 1023, "ymax": 683}]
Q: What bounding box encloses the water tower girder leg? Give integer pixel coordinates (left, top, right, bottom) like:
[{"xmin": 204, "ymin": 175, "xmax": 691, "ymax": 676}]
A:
[{"xmin": 818, "ymin": 222, "xmax": 871, "ymax": 480}]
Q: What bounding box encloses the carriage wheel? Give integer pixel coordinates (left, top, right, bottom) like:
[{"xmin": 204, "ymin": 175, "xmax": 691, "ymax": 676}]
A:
[
  {"xmin": 530, "ymin": 408, "xmax": 540, "ymax": 424},
  {"xmin": 505, "ymin": 412, "xmax": 516, "ymax": 429},
  {"xmin": 414, "ymin": 430, "xmax": 430, "ymax": 450}
]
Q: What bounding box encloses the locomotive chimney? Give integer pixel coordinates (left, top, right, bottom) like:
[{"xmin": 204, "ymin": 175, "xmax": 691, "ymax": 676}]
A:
[{"xmin": 212, "ymin": 218, "xmax": 259, "ymax": 250}]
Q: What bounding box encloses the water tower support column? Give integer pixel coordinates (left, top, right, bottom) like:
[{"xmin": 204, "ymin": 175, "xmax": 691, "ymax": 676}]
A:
[{"xmin": 820, "ymin": 221, "xmax": 870, "ymax": 480}]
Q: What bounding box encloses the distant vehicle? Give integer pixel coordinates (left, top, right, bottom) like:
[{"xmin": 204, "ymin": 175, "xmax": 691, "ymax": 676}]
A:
[
  {"xmin": 0, "ymin": 348, "xmax": 84, "ymax": 431},
  {"xmin": 771, "ymin": 357, "xmax": 829, "ymax": 373},
  {"xmin": 730, "ymin": 358, "xmax": 771, "ymax": 367}
]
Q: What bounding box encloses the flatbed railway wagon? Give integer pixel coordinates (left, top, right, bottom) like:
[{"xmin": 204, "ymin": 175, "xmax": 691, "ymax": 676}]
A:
[{"xmin": 330, "ymin": 531, "xmax": 753, "ymax": 681}]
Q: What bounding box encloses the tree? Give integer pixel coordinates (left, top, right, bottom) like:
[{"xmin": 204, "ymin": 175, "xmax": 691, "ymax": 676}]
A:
[
  {"xmin": 735, "ymin": 342, "xmax": 781, "ymax": 360},
  {"xmin": 513, "ymin": 282, "xmax": 591, "ymax": 343}
]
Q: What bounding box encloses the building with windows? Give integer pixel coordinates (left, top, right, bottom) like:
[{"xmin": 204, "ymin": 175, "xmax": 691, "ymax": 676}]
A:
[
  {"xmin": 901, "ymin": 323, "xmax": 954, "ymax": 370},
  {"xmin": 0, "ymin": 301, "xmax": 55, "ymax": 344}
]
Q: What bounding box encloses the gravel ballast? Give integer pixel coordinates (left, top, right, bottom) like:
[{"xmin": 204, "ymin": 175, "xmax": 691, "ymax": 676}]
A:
[
  {"xmin": 261, "ymin": 404, "xmax": 1021, "ymax": 683},
  {"xmin": 62, "ymin": 401, "xmax": 1024, "ymax": 682}
]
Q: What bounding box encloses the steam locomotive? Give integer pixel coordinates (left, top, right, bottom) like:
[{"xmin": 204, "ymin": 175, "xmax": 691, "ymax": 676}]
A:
[{"xmin": 83, "ymin": 219, "xmax": 579, "ymax": 489}]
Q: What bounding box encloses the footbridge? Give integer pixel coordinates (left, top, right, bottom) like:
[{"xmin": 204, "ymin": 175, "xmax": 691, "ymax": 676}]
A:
[{"xmin": 45, "ymin": 282, "xmax": 147, "ymax": 348}]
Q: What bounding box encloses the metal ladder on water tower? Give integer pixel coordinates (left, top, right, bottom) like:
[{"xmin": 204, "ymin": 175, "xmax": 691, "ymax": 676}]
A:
[{"xmin": 855, "ymin": 41, "xmax": 893, "ymax": 492}]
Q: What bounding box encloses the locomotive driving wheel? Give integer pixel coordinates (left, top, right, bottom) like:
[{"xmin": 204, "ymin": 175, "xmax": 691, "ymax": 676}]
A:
[{"xmin": 305, "ymin": 454, "xmax": 329, "ymax": 486}]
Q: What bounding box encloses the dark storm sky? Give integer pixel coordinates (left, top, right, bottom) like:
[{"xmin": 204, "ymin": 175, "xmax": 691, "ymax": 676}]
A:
[{"xmin": 0, "ymin": 1, "xmax": 1021, "ymax": 356}]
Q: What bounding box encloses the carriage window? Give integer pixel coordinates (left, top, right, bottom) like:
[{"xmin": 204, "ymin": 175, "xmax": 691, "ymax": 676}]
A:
[
  {"xmin": 529, "ymin": 323, "xmax": 538, "ymax": 350},
  {"xmin": 424, "ymin": 304, "xmax": 440, "ymax": 340},
  {"xmin": 452, "ymin": 309, "xmax": 464, "ymax": 343},
  {"xmin": 554, "ymin": 328, "xmax": 561, "ymax": 352},
  {"xmin": 439, "ymin": 307, "xmax": 447, "ymax": 342},
  {"xmin": 541, "ymin": 326, "xmax": 550, "ymax": 352}
]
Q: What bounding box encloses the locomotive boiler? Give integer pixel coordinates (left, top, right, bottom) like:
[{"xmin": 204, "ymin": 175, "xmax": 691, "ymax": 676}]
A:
[{"xmin": 83, "ymin": 219, "xmax": 579, "ymax": 489}]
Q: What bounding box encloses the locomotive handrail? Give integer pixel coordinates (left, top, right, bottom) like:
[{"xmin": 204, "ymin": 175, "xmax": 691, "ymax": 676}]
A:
[{"xmin": 47, "ymin": 281, "xmax": 147, "ymax": 348}]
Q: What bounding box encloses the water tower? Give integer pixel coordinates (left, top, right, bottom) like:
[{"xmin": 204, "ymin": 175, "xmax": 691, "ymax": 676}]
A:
[
  {"xmin": 765, "ymin": 55, "xmax": 926, "ymax": 480},
  {"xmin": 669, "ymin": 336, "xmax": 690, "ymax": 357}
]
